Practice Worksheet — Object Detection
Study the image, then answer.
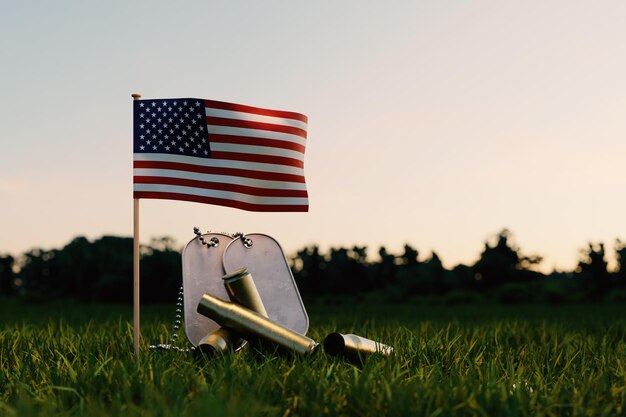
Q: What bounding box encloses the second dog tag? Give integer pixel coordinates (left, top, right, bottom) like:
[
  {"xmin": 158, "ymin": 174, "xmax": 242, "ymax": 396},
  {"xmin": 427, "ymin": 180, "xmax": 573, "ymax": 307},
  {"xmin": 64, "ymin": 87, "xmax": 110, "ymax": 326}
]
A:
[{"xmin": 222, "ymin": 234, "xmax": 309, "ymax": 335}]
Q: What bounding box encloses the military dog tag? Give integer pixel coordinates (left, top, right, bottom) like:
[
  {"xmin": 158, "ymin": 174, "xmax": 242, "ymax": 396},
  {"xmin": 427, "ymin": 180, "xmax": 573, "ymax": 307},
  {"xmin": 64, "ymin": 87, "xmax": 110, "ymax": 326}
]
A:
[
  {"xmin": 222, "ymin": 234, "xmax": 309, "ymax": 335},
  {"xmin": 181, "ymin": 233, "xmax": 235, "ymax": 347}
]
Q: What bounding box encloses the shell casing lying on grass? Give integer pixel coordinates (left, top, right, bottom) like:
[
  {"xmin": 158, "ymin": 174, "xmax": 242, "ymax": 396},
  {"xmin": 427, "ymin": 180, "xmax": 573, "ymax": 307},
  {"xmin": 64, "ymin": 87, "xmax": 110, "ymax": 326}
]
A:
[
  {"xmin": 197, "ymin": 293, "xmax": 318, "ymax": 355},
  {"xmin": 323, "ymin": 333, "xmax": 394, "ymax": 361},
  {"xmin": 223, "ymin": 268, "xmax": 269, "ymax": 317},
  {"xmin": 195, "ymin": 328, "xmax": 239, "ymax": 356}
]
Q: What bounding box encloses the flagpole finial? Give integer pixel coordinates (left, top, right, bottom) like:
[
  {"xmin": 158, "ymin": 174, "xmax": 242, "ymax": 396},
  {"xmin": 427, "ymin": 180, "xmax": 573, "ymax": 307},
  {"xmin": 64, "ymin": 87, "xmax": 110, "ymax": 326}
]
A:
[{"xmin": 132, "ymin": 93, "xmax": 142, "ymax": 100}]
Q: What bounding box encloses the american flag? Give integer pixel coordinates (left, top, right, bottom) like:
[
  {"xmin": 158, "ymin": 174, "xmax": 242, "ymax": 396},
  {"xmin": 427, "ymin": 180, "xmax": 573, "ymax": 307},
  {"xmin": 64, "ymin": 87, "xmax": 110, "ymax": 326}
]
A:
[{"xmin": 133, "ymin": 98, "xmax": 308, "ymax": 212}]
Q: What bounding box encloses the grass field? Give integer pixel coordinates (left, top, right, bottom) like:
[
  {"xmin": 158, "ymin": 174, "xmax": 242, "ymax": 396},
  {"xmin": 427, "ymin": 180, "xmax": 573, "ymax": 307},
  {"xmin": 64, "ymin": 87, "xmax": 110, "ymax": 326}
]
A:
[{"xmin": 1, "ymin": 298, "xmax": 625, "ymax": 416}]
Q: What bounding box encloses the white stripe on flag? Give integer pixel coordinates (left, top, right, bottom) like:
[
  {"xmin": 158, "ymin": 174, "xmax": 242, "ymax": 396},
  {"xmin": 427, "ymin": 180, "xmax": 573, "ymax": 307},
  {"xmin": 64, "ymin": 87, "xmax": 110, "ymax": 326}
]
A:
[
  {"xmin": 133, "ymin": 183, "xmax": 309, "ymax": 205},
  {"xmin": 133, "ymin": 168, "xmax": 307, "ymax": 190},
  {"xmin": 209, "ymin": 143, "xmax": 304, "ymax": 159},
  {"xmin": 206, "ymin": 125, "xmax": 306, "ymax": 147},
  {"xmin": 133, "ymin": 153, "xmax": 305, "ymax": 176},
  {"xmin": 205, "ymin": 107, "xmax": 308, "ymax": 130}
]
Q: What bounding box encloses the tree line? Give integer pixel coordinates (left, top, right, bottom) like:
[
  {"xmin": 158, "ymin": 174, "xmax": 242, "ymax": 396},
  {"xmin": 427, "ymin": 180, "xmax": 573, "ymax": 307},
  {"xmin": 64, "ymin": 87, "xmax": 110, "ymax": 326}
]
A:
[{"xmin": 1, "ymin": 230, "xmax": 625, "ymax": 304}]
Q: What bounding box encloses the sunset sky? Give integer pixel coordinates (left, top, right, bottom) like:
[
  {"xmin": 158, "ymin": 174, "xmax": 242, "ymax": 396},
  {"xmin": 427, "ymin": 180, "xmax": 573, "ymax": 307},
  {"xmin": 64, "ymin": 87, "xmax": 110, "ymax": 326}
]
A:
[{"xmin": 1, "ymin": 1, "xmax": 625, "ymax": 272}]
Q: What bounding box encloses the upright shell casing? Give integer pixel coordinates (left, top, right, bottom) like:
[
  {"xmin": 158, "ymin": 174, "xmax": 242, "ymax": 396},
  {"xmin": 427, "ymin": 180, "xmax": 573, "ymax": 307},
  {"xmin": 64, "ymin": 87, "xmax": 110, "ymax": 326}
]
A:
[{"xmin": 223, "ymin": 268, "xmax": 269, "ymax": 317}]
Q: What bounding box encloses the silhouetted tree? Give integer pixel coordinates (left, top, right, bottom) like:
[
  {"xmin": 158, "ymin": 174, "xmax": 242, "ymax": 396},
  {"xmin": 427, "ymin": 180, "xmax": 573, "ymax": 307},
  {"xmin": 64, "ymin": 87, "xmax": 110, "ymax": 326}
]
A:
[
  {"xmin": 324, "ymin": 247, "xmax": 371, "ymax": 294},
  {"xmin": 472, "ymin": 229, "xmax": 539, "ymax": 290},
  {"xmin": 349, "ymin": 245, "xmax": 373, "ymax": 291},
  {"xmin": 450, "ymin": 264, "xmax": 474, "ymax": 291},
  {"xmin": 423, "ymin": 252, "xmax": 447, "ymax": 295},
  {"xmin": 292, "ymin": 245, "xmax": 326, "ymax": 296},
  {"xmin": 0, "ymin": 255, "xmax": 15, "ymax": 296},
  {"xmin": 577, "ymin": 243, "xmax": 611, "ymax": 301},
  {"xmin": 325, "ymin": 248, "xmax": 350, "ymax": 294},
  {"xmin": 615, "ymin": 239, "xmax": 626, "ymax": 288},
  {"xmin": 18, "ymin": 249, "xmax": 61, "ymax": 301},
  {"xmin": 381, "ymin": 244, "xmax": 421, "ymax": 299},
  {"xmin": 400, "ymin": 244, "xmax": 419, "ymax": 267},
  {"xmin": 91, "ymin": 236, "xmax": 134, "ymax": 302},
  {"xmin": 375, "ymin": 246, "xmax": 396, "ymax": 288},
  {"xmin": 140, "ymin": 237, "xmax": 182, "ymax": 303},
  {"xmin": 54, "ymin": 236, "xmax": 99, "ymax": 300}
]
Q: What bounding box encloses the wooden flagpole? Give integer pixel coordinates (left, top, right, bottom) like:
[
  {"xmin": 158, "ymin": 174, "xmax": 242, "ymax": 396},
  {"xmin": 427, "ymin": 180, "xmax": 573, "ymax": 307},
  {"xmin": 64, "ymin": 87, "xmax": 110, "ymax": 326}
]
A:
[{"xmin": 132, "ymin": 92, "xmax": 142, "ymax": 358}]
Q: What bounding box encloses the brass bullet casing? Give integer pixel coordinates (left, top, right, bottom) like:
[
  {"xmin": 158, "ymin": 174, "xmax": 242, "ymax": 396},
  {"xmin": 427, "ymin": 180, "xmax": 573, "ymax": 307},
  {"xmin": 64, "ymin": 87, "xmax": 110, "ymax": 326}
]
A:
[
  {"xmin": 223, "ymin": 268, "xmax": 269, "ymax": 317},
  {"xmin": 195, "ymin": 328, "xmax": 239, "ymax": 357},
  {"xmin": 323, "ymin": 333, "xmax": 394, "ymax": 362},
  {"xmin": 197, "ymin": 293, "xmax": 318, "ymax": 355}
]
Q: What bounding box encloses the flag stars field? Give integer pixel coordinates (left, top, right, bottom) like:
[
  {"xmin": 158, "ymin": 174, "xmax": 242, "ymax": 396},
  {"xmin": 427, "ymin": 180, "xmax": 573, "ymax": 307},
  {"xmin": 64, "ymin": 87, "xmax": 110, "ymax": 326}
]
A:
[{"xmin": 135, "ymin": 99, "xmax": 210, "ymax": 157}]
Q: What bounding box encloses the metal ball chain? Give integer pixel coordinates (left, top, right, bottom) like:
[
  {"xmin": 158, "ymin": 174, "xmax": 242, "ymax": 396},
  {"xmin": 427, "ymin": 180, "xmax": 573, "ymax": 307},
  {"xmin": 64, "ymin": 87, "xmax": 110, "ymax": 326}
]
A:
[
  {"xmin": 148, "ymin": 226, "xmax": 210, "ymax": 353},
  {"xmin": 148, "ymin": 284, "xmax": 194, "ymax": 353},
  {"xmin": 232, "ymin": 231, "xmax": 253, "ymax": 248},
  {"xmin": 195, "ymin": 227, "xmax": 254, "ymax": 248},
  {"xmin": 194, "ymin": 226, "xmax": 221, "ymax": 248}
]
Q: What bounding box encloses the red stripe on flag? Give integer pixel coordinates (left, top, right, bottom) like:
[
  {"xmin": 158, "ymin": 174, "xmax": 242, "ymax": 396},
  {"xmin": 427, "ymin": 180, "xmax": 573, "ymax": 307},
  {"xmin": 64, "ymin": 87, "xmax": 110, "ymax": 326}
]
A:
[
  {"xmin": 206, "ymin": 116, "xmax": 307, "ymax": 138},
  {"xmin": 208, "ymin": 134, "xmax": 305, "ymax": 153},
  {"xmin": 209, "ymin": 151, "xmax": 304, "ymax": 168},
  {"xmin": 134, "ymin": 191, "xmax": 308, "ymax": 212},
  {"xmin": 134, "ymin": 176, "xmax": 308, "ymax": 198},
  {"xmin": 133, "ymin": 160, "xmax": 306, "ymax": 183},
  {"xmin": 204, "ymin": 100, "xmax": 308, "ymax": 123}
]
